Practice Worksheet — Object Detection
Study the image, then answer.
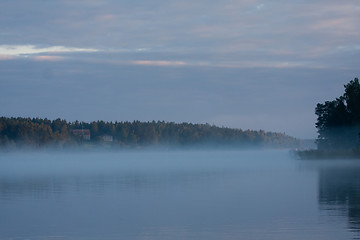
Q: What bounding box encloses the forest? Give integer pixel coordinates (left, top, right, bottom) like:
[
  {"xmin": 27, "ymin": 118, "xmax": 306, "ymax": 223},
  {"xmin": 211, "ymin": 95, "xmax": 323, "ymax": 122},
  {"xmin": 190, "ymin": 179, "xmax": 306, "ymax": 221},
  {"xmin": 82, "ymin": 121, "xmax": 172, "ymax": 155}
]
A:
[
  {"xmin": 0, "ymin": 117, "xmax": 299, "ymax": 149},
  {"xmin": 297, "ymin": 77, "xmax": 360, "ymax": 159}
]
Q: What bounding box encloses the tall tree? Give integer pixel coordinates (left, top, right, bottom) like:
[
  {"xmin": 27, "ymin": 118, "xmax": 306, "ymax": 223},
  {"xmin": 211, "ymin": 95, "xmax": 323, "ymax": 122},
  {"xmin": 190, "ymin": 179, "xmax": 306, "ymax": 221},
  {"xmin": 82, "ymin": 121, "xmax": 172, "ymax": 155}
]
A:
[{"xmin": 315, "ymin": 78, "xmax": 360, "ymax": 150}]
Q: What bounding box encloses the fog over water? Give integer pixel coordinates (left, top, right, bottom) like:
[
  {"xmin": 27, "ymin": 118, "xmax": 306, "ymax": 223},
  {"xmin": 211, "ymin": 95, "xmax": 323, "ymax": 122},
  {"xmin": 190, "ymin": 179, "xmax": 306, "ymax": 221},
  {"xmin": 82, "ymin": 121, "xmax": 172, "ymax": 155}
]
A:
[
  {"xmin": 2, "ymin": 0, "xmax": 359, "ymax": 237},
  {"xmin": 0, "ymin": 150, "xmax": 359, "ymax": 240}
]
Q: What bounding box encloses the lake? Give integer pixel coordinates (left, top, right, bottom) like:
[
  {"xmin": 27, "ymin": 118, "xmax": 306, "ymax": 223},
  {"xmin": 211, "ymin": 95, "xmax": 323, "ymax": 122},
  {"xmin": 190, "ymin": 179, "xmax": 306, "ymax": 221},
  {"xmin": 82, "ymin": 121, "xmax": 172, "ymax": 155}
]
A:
[{"xmin": 0, "ymin": 150, "xmax": 360, "ymax": 240}]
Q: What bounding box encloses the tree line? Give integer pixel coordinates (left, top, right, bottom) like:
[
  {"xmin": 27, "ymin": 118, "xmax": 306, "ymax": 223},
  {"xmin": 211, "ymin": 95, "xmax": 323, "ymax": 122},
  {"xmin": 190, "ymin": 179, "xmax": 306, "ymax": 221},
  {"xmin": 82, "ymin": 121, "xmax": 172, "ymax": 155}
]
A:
[
  {"xmin": 315, "ymin": 77, "xmax": 360, "ymax": 150},
  {"xmin": 0, "ymin": 117, "xmax": 299, "ymax": 149}
]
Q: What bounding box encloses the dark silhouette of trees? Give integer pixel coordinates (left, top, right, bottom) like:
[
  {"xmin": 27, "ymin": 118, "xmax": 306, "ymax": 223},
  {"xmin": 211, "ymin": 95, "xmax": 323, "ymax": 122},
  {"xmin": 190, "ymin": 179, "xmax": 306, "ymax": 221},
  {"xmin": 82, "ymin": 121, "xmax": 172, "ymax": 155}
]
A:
[
  {"xmin": 315, "ymin": 78, "xmax": 360, "ymax": 150},
  {"xmin": 0, "ymin": 117, "xmax": 299, "ymax": 149}
]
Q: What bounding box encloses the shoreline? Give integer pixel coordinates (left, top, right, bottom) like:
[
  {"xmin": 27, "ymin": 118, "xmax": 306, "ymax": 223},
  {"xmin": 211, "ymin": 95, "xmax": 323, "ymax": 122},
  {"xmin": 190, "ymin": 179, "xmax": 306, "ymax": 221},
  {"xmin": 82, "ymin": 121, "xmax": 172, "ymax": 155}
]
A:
[{"xmin": 295, "ymin": 149, "xmax": 360, "ymax": 160}]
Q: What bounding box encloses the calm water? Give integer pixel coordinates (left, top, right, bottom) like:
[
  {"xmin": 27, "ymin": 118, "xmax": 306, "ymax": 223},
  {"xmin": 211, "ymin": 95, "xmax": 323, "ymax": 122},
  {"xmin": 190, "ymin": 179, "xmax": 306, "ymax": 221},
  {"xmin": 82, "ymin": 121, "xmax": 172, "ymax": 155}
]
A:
[{"xmin": 0, "ymin": 150, "xmax": 360, "ymax": 240}]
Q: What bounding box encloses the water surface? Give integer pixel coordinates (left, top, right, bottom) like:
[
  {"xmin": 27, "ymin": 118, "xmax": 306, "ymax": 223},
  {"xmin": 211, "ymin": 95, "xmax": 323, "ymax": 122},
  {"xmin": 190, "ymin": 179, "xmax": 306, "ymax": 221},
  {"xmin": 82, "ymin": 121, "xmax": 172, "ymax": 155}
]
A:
[{"xmin": 0, "ymin": 150, "xmax": 359, "ymax": 240}]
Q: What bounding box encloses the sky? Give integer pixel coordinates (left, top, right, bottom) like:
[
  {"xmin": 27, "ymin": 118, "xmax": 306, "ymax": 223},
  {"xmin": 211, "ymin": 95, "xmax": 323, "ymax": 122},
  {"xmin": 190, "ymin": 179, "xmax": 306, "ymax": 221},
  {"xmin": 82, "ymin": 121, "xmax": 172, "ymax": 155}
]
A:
[{"xmin": 0, "ymin": 0, "xmax": 359, "ymax": 139}]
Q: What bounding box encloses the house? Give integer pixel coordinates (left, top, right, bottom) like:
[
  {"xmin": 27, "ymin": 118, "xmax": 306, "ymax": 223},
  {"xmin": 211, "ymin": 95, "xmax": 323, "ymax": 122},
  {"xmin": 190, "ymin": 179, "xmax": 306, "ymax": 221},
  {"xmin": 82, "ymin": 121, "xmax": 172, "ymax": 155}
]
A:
[
  {"xmin": 72, "ymin": 129, "xmax": 91, "ymax": 140},
  {"xmin": 100, "ymin": 134, "xmax": 113, "ymax": 142}
]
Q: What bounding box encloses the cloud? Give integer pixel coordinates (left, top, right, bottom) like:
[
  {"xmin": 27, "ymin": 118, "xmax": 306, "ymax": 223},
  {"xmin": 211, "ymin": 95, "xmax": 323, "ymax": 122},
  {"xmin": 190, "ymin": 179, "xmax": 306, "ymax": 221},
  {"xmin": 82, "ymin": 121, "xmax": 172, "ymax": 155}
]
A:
[
  {"xmin": 103, "ymin": 58, "xmax": 308, "ymax": 69},
  {"xmin": 32, "ymin": 55, "xmax": 66, "ymax": 61},
  {"xmin": 311, "ymin": 17, "xmax": 359, "ymax": 35},
  {"xmin": 256, "ymin": 3, "xmax": 265, "ymax": 10},
  {"xmin": 212, "ymin": 61, "xmax": 309, "ymax": 69},
  {"xmin": 131, "ymin": 60, "xmax": 187, "ymax": 67},
  {"xmin": 95, "ymin": 14, "xmax": 118, "ymax": 21},
  {"xmin": 0, "ymin": 54, "xmax": 15, "ymax": 60},
  {"xmin": 337, "ymin": 45, "xmax": 360, "ymax": 51},
  {"xmin": 81, "ymin": 55, "xmax": 318, "ymax": 69},
  {"xmin": 0, "ymin": 1, "xmax": 358, "ymax": 70},
  {"xmin": 0, "ymin": 45, "xmax": 98, "ymax": 56}
]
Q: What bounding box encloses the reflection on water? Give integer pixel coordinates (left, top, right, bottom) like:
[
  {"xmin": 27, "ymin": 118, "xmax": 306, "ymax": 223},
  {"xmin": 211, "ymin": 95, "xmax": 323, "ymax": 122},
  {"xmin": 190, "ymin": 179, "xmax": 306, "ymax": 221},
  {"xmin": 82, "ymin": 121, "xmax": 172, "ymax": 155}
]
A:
[
  {"xmin": 0, "ymin": 151, "xmax": 237, "ymax": 201},
  {"xmin": 317, "ymin": 164, "xmax": 360, "ymax": 238},
  {"xmin": 1, "ymin": 150, "xmax": 360, "ymax": 239},
  {"xmin": 0, "ymin": 172, "xmax": 227, "ymax": 199},
  {"xmin": 299, "ymin": 159, "xmax": 360, "ymax": 240}
]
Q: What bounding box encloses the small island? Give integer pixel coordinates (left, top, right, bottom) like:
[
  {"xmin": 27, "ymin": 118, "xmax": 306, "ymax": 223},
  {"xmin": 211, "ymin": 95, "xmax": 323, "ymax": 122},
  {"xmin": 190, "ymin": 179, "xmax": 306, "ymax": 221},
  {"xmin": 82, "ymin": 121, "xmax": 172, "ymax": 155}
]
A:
[{"xmin": 297, "ymin": 77, "xmax": 360, "ymax": 159}]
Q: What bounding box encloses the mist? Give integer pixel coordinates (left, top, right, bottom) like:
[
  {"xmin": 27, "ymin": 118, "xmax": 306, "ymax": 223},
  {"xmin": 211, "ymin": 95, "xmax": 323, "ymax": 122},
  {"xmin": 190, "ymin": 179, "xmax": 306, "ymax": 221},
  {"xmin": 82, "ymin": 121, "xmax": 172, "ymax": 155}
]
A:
[
  {"xmin": 1, "ymin": 0, "xmax": 360, "ymax": 239},
  {"xmin": 1, "ymin": 150, "xmax": 359, "ymax": 239}
]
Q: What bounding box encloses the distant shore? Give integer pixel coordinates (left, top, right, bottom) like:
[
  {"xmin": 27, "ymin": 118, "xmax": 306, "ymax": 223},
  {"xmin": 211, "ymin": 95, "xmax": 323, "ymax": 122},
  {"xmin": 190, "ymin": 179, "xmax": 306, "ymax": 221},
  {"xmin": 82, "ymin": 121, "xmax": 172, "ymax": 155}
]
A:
[
  {"xmin": 0, "ymin": 117, "xmax": 300, "ymax": 150},
  {"xmin": 295, "ymin": 149, "xmax": 360, "ymax": 160}
]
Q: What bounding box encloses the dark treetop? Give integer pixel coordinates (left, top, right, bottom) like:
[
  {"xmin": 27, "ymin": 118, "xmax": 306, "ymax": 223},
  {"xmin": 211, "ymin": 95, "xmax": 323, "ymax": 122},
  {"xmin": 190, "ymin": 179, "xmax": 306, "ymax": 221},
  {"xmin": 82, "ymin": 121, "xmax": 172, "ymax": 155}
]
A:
[{"xmin": 315, "ymin": 77, "xmax": 360, "ymax": 150}]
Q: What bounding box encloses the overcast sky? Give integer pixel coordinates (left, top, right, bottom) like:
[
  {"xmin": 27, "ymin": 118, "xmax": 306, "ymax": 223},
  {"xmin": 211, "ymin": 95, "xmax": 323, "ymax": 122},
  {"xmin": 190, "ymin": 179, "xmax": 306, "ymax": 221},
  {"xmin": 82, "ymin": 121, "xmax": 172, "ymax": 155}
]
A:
[{"xmin": 0, "ymin": 0, "xmax": 359, "ymax": 138}]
